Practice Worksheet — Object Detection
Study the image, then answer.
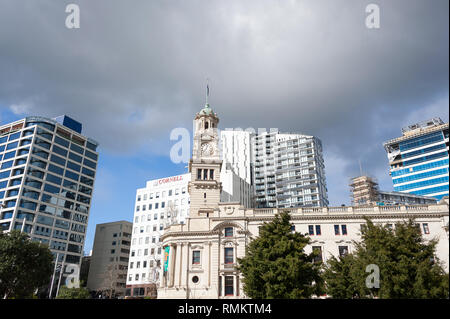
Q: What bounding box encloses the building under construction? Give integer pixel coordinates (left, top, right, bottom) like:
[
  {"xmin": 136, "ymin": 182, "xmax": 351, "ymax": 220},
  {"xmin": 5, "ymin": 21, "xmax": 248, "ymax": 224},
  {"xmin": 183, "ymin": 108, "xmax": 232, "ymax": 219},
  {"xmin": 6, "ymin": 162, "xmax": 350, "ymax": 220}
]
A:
[
  {"xmin": 350, "ymin": 175, "xmax": 438, "ymax": 206},
  {"xmin": 350, "ymin": 175, "xmax": 380, "ymax": 206}
]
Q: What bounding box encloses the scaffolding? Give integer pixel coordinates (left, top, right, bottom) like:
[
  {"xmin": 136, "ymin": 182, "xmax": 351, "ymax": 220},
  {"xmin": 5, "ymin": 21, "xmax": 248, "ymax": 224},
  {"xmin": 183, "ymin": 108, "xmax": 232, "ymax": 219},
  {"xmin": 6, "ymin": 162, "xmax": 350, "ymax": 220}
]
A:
[{"xmin": 349, "ymin": 175, "xmax": 380, "ymax": 206}]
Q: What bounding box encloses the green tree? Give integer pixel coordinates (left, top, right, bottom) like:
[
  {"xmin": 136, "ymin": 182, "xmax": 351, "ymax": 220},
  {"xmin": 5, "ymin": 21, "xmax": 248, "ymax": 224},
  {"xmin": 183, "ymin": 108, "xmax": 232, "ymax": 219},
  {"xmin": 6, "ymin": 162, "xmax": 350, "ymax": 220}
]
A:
[
  {"xmin": 323, "ymin": 219, "xmax": 449, "ymax": 299},
  {"xmin": 323, "ymin": 254, "xmax": 360, "ymax": 299},
  {"xmin": 56, "ymin": 285, "xmax": 91, "ymax": 299},
  {"xmin": 238, "ymin": 211, "xmax": 323, "ymax": 298},
  {"xmin": 0, "ymin": 230, "xmax": 54, "ymax": 299}
]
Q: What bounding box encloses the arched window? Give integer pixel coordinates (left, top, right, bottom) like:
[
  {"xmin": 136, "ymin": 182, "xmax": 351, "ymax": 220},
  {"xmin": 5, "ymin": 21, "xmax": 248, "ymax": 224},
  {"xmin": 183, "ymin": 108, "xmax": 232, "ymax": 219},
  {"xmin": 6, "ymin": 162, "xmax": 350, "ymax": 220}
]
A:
[{"xmin": 205, "ymin": 121, "xmax": 209, "ymax": 129}]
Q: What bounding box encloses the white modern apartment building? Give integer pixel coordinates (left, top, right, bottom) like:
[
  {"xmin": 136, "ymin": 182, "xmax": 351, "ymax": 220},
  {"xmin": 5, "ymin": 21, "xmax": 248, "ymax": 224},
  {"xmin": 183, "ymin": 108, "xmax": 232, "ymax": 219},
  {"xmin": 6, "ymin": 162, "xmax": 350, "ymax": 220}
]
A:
[
  {"xmin": 220, "ymin": 130, "xmax": 253, "ymax": 208},
  {"xmin": 0, "ymin": 115, "xmax": 99, "ymax": 298},
  {"xmin": 384, "ymin": 118, "xmax": 449, "ymax": 201},
  {"xmin": 125, "ymin": 173, "xmax": 190, "ymax": 298},
  {"xmin": 252, "ymin": 131, "xmax": 329, "ymax": 208}
]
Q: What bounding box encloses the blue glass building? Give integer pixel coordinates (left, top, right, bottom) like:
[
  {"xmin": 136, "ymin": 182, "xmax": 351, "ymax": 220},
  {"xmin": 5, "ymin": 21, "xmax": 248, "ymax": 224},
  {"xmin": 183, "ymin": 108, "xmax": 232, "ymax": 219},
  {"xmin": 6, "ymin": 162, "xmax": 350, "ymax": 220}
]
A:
[
  {"xmin": 0, "ymin": 115, "xmax": 99, "ymax": 295},
  {"xmin": 384, "ymin": 118, "xmax": 449, "ymax": 200}
]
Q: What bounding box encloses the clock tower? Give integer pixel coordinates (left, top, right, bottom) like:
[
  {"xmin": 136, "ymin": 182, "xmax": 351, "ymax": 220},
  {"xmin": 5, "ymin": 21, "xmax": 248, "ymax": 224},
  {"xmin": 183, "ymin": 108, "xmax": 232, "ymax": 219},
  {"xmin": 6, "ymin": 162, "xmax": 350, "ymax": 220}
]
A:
[{"xmin": 188, "ymin": 98, "xmax": 222, "ymax": 218}]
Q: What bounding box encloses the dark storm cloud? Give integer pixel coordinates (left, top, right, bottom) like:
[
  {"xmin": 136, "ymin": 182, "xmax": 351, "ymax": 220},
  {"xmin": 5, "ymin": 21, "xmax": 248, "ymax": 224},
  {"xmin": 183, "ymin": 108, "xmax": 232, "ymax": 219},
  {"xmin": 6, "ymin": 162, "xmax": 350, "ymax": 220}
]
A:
[{"xmin": 0, "ymin": 0, "xmax": 448, "ymax": 204}]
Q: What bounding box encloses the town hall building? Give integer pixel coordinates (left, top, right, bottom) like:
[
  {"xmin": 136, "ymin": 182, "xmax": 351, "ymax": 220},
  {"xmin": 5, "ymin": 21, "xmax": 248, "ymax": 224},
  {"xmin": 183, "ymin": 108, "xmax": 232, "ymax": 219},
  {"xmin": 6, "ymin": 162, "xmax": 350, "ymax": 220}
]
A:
[{"xmin": 157, "ymin": 101, "xmax": 449, "ymax": 299}]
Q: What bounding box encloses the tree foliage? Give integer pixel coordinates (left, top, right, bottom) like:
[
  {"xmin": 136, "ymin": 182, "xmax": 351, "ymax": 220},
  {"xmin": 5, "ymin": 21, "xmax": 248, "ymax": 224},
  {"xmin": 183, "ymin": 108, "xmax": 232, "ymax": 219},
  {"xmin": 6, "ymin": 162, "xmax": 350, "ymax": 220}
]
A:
[
  {"xmin": 56, "ymin": 285, "xmax": 91, "ymax": 299},
  {"xmin": 323, "ymin": 219, "xmax": 449, "ymax": 299},
  {"xmin": 238, "ymin": 211, "xmax": 323, "ymax": 298},
  {"xmin": 0, "ymin": 230, "xmax": 54, "ymax": 299}
]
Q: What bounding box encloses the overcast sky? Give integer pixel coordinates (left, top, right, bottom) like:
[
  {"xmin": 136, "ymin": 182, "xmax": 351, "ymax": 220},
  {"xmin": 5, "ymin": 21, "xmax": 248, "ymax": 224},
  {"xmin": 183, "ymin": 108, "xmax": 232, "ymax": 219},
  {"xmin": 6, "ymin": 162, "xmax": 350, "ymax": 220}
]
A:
[{"xmin": 1, "ymin": 0, "xmax": 448, "ymax": 253}]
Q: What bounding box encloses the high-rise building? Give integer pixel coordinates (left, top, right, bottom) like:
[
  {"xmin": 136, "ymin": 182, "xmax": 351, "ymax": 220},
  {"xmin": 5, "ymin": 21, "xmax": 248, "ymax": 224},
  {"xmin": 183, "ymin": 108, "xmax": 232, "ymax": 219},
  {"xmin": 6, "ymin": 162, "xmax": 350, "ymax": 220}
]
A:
[
  {"xmin": 87, "ymin": 221, "xmax": 132, "ymax": 298},
  {"xmin": 252, "ymin": 131, "xmax": 328, "ymax": 208},
  {"xmin": 125, "ymin": 173, "xmax": 190, "ymax": 298},
  {"xmin": 220, "ymin": 130, "xmax": 253, "ymax": 208},
  {"xmin": 220, "ymin": 130, "xmax": 253, "ymax": 184},
  {"xmin": 0, "ymin": 115, "xmax": 99, "ymax": 296},
  {"xmin": 383, "ymin": 118, "xmax": 449, "ymax": 200}
]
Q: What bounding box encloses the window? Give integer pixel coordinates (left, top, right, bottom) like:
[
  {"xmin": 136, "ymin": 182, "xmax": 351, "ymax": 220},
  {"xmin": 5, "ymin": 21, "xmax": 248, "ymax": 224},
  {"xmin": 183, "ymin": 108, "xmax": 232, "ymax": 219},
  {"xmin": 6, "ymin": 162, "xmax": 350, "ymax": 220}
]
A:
[
  {"xmin": 315, "ymin": 225, "xmax": 321, "ymax": 236},
  {"xmin": 209, "ymin": 169, "xmax": 214, "ymax": 180},
  {"xmin": 224, "ymin": 247, "xmax": 233, "ymax": 264},
  {"xmin": 334, "ymin": 225, "xmax": 340, "ymax": 235},
  {"xmin": 197, "ymin": 169, "xmax": 202, "ymax": 180},
  {"xmin": 192, "ymin": 250, "xmax": 200, "ymax": 264},
  {"xmin": 422, "ymin": 223, "xmax": 430, "ymax": 234},
  {"xmin": 308, "ymin": 225, "xmax": 314, "ymax": 235},
  {"xmin": 341, "ymin": 225, "xmax": 347, "ymax": 235},
  {"xmin": 312, "ymin": 246, "xmax": 323, "ymax": 263},
  {"xmin": 339, "ymin": 246, "xmax": 348, "ymax": 257},
  {"xmin": 224, "ymin": 227, "xmax": 233, "ymax": 237},
  {"xmin": 225, "ymin": 276, "xmax": 234, "ymax": 296}
]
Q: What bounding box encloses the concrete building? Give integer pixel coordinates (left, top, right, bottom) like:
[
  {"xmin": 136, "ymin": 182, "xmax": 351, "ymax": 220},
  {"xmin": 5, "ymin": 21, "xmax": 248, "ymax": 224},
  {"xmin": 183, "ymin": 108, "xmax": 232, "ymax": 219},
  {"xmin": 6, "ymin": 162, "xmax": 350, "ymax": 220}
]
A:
[
  {"xmin": 157, "ymin": 102, "xmax": 449, "ymax": 299},
  {"xmin": 0, "ymin": 115, "xmax": 99, "ymax": 297},
  {"xmin": 350, "ymin": 175, "xmax": 437, "ymax": 206},
  {"xmin": 220, "ymin": 130, "xmax": 253, "ymax": 208},
  {"xmin": 252, "ymin": 131, "xmax": 328, "ymax": 208},
  {"xmin": 80, "ymin": 255, "xmax": 91, "ymax": 287},
  {"xmin": 125, "ymin": 173, "xmax": 191, "ymax": 298},
  {"xmin": 87, "ymin": 221, "xmax": 132, "ymax": 298},
  {"xmin": 383, "ymin": 118, "xmax": 449, "ymax": 200}
]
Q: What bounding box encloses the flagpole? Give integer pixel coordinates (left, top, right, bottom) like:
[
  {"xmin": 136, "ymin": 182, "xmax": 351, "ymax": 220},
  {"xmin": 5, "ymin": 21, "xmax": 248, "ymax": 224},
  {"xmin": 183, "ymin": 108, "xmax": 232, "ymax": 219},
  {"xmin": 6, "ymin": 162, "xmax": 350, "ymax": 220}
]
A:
[
  {"xmin": 49, "ymin": 253, "xmax": 59, "ymax": 299},
  {"xmin": 56, "ymin": 261, "xmax": 65, "ymax": 298},
  {"xmin": 206, "ymin": 78, "xmax": 210, "ymax": 105}
]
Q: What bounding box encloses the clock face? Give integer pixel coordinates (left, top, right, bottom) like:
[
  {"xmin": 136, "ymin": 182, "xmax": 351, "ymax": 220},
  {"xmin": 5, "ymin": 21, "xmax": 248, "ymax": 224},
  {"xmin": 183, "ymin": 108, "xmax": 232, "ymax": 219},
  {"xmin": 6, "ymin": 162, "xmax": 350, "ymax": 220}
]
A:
[{"xmin": 201, "ymin": 142, "xmax": 213, "ymax": 156}]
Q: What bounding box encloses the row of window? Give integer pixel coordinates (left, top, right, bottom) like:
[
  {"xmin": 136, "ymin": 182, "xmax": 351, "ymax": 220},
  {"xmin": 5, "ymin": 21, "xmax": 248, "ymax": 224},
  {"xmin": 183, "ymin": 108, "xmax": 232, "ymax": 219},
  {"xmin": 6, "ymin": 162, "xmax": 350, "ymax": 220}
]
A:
[
  {"xmin": 137, "ymin": 188, "xmax": 187, "ymax": 201},
  {"xmin": 394, "ymin": 176, "xmax": 449, "ymax": 192},
  {"xmin": 402, "ymin": 151, "xmax": 448, "ymax": 167},
  {"xmin": 392, "ymin": 167, "xmax": 448, "ymax": 185},
  {"xmin": 399, "ymin": 131, "xmax": 444, "ymax": 152},
  {"xmin": 408, "ymin": 185, "xmax": 449, "ymax": 197},
  {"xmin": 24, "ymin": 119, "xmax": 98, "ymax": 152},
  {"xmin": 197, "ymin": 169, "xmax": 214, "ymax": 180},
  {"xmin": 32, "ymin": 144, "xmax": 97, "ymax": 171},
  {"xmin": 304, "ymin": 223, "xmax": 432, "ymax": 236},
  {"xmin": 133, "ymin": 211, "xmax": 182, "ymax": 225},
  {"xmin": 401, "ymin": 143, "xmax": 446, "ymax": 160},
  {"xmin": 391, "ymin": 159, "xmax": 449, "ymax": 177},
  {"xmin": 135, "ymin": 199, "xmax": 188, "ymax": 212},
  {"xmin": 130, "ymin": 246, "xmax": 162, "ymax": 257}
]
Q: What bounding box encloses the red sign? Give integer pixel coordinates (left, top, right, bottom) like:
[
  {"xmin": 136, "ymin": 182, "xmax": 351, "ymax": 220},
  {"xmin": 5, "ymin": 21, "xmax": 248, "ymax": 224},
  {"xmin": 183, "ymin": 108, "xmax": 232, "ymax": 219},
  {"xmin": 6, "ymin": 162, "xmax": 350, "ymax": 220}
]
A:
[{"xmin": 158, "ymin": 175, "xmax": 183, "ymax": 185}]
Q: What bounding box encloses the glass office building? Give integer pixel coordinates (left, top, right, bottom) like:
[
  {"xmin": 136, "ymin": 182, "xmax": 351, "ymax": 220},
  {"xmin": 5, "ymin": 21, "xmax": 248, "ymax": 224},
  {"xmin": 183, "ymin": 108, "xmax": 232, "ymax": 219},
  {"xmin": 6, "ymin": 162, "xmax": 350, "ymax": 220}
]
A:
[
  {"xmin": 0, "ymin": 115, "xmax": 99, "ymax": 290},
  {"xmin": 384, "ymin": 118, "xmax": 449, "ymax": 200}
]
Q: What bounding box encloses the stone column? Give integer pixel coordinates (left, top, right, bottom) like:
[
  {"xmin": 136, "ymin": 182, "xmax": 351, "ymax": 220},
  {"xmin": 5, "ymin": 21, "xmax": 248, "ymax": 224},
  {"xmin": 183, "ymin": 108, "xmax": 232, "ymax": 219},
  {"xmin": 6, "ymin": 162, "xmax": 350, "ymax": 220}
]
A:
[
  {"xmin": 221, "ymin": 275, "xmax": 225, "ymax": 297},
  {"xmin": 208, "ymin": 241, "xmax": 212, "ymax": 287},
  {"xmin": 168, "ymin": 243, "xmax": 176, "ymax": 287},
  {"xmin": 177, "ymin": 242, "xmax": 183, "ymax": 287}
]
